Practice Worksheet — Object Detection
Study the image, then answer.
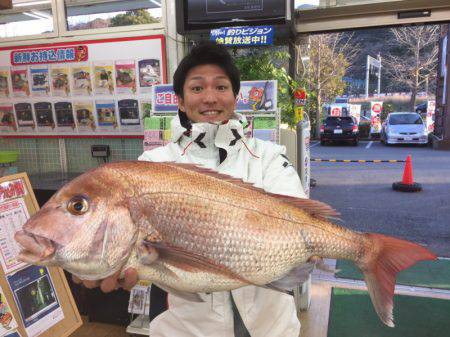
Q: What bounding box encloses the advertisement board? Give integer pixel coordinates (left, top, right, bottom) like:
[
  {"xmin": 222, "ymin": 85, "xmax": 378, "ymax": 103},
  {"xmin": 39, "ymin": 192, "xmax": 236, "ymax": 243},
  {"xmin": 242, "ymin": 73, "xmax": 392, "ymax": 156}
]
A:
[{"xmin": 0, "ymin": 35, "xmax": 166, "ymax": 137}]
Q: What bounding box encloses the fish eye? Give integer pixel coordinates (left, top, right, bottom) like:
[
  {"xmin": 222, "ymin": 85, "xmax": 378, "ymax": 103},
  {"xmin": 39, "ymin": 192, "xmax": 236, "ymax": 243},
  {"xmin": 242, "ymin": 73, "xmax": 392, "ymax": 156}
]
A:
[{"xmin": 67, "ymin": 196, "xmax": 89, "ymax": 215}]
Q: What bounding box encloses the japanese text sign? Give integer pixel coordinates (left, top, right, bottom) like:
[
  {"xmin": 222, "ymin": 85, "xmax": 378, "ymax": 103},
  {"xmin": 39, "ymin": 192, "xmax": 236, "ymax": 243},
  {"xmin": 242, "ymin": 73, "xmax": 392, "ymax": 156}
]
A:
[
  {"xmin": 11, "ymin": 45, "xmax": 88, "ymax": 66},
  {"xmin": 210, "ymin": 26, "xmax": 274, "ymax": 46}
]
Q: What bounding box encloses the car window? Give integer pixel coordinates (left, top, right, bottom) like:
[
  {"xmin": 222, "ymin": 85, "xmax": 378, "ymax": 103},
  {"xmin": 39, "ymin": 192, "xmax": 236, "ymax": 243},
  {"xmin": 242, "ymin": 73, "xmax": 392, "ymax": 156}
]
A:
[
  {"xmin": 325, "ymin": 117, "xmax": 354, "ymax": 126},
  {"xmin": 389, "ymin": 114, "xmax": 423, "ymax": 125}
]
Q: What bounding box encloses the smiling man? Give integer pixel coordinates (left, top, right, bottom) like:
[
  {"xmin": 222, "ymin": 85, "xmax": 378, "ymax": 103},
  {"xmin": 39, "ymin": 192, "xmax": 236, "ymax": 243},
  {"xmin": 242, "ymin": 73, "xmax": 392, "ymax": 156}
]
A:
[{"xmin": 76, "ymin": 42, "xmax": 308, "ymax": 337}]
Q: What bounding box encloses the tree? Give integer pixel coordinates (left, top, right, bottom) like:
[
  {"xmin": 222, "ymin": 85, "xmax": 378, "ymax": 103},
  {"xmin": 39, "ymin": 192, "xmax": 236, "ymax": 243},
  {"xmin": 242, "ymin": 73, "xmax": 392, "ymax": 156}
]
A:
[
  {"xmin": 383, "ymin": 26, "xmax": 439, "ymax": 110},
  {"xmin": 296, "ymin": 33, "xmax": 359, "ymax": 137},
  {"xmin": 234, "ymin": 49, "xmax": 299, "ymax": 127},
  {"xmin": 110, "ymin": 9, "xmax": 159, "ymax": 27}
]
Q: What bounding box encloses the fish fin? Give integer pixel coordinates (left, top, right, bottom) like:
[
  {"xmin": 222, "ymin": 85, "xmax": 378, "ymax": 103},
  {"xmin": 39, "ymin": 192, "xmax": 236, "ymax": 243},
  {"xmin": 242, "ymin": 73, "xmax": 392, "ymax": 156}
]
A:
[
  {"xmin": 267, "ymin": 262, "xmax": 315, "ymax": 291},
  {"xmin": 143, "ymin": 239, "xmax": 253, "ymax": 286},
  {"xmin": 308, "ymin": 255, "xmax": 338, "ymax": 273},
  {"xmin": 153, "ymin": 283, "xmax": 204, "ymax": 303},
  {"xmin": 359, "ymin": 233, "xmax": 437, "ymax": 328},
  {"xmin": 161, "ymin": 162, "xmax": 340, "ymax": 221}
]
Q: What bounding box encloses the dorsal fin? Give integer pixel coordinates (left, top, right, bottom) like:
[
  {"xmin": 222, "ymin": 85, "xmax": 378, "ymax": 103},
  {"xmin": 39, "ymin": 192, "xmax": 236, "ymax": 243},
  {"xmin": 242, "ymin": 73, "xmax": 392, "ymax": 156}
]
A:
[{"xmin": 160, "ymin": 162, "xmax": 340, "ymax": 221}]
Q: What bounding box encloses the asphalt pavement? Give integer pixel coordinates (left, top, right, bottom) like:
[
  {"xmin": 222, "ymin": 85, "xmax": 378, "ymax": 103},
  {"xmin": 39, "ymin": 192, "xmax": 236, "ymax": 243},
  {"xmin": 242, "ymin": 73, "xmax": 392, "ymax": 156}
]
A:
[{"xmin": 309, "ymin": 140, "xmax": 450, "ymax": 257}]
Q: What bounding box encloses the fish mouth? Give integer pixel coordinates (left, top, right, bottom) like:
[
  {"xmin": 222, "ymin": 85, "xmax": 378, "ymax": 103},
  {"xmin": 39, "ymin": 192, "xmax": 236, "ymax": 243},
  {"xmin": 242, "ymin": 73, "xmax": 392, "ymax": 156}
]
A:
[{"xmin": 15, "ymin": 230, "xmax": 56, "ymax": 264}]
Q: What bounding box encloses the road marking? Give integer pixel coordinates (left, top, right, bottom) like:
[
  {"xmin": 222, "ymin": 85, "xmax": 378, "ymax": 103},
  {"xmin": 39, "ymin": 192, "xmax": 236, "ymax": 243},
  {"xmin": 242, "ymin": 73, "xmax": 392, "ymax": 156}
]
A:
[
  {"xmin": 365, "ymin": 141, "xmax": 373, "ymax": 149},
  {"xmin": 312, "ymin": 158, "xmax": 405, "ymax": 163},
  {"xmin": 310, "ymin": 141, "xmax": 320, "ymax": 148}
]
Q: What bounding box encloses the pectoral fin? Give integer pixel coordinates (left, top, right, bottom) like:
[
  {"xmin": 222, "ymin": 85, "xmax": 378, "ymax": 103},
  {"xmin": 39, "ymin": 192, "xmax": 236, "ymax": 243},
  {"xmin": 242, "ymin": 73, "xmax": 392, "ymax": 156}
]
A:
[{"xmin": 143, "ymin": 238, "xmax": 252, "ymax": 286}]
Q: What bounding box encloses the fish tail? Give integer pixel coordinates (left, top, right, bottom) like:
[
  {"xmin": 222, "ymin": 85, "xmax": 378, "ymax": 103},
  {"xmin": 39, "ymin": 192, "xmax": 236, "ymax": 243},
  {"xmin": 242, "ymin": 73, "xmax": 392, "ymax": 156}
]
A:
[{"xmin": 358, "ymin": 233, "xmax": 437, "ymax": 327}]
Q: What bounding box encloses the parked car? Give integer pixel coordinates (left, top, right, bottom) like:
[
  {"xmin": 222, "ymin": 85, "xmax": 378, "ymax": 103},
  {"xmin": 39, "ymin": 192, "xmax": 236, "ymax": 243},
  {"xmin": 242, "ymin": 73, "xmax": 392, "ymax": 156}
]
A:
[
  {"xmin": 320, "ymin": 116, "xmax": 359, "ymax": 146},
  {"xmin": 380, "ymin": 112, "xmax": 428, "ymax": 145}
]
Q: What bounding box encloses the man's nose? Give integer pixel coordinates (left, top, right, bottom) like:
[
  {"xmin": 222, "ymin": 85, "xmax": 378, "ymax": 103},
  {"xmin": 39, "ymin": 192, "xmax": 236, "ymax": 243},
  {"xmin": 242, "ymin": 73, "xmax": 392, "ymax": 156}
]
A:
[{"xmin": 202, "ymin": 88, "xmax": 217, "ymax": 104}]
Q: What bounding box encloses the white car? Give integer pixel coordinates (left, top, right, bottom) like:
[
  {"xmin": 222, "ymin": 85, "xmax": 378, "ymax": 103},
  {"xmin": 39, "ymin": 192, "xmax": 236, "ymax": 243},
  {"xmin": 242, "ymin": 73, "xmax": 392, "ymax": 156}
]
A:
[{"xmin": 380, "ymin": 112, "xmax": 428, "ymax": 145}]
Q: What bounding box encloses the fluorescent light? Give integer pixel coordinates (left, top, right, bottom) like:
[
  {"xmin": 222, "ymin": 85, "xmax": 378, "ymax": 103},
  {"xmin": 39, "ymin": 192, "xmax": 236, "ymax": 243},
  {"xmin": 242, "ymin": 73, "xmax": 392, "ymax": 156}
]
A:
[
  {"xmin": 23, "ymin": 11, "xmax": 45, "ymax": 19},
  {"xmin": 14, "ymin": 0, "xmax": 51, "ymax": 7},
  {"xmin": 31, "ymin": 10, "xmax": 51, "ymax": 18}
]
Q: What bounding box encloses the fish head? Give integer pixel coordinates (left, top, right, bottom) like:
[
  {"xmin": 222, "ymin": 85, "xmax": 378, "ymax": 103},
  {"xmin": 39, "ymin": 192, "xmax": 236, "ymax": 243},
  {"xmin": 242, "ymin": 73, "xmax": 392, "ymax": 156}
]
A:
[{"xmin": 15, "ymin": 167, "xmax": 138, "ymax": 280}]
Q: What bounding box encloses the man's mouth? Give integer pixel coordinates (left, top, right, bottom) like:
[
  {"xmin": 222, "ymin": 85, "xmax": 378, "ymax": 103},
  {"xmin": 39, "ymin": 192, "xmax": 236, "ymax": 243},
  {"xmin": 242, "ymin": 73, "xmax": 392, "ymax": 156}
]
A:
[{"xmin": 200, "ymin": 110, "xmax": 221, "ymax": 116}]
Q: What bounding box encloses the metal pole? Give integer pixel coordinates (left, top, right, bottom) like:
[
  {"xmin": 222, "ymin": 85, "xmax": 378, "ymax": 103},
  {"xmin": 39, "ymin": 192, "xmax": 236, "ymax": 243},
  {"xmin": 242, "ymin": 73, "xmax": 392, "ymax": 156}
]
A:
[
  {"xmin": 377, "ymin": 54, "xmax": 382, "ymax": 96},
  {"xmin": 365, "ymin": 55, "xmax": 370, "ymax": 98}
]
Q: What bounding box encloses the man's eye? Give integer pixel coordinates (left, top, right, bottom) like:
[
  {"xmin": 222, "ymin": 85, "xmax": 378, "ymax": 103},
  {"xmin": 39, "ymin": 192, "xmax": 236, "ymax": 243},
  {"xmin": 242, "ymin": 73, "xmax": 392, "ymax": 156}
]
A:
[
  {"xmin": 217, "ymin": 85, "xmax": 228, "ymax": 91},
  {"xmin": 191, "ymin": 86, "xmax": 202, "ymax": 92}
]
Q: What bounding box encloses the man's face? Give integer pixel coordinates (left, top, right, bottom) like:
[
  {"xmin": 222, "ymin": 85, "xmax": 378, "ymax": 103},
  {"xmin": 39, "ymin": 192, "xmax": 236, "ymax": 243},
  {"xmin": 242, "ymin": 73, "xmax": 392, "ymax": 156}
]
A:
[{"xmin": 178, "ymin": 64, "xmax": 236, "ymax": 123}]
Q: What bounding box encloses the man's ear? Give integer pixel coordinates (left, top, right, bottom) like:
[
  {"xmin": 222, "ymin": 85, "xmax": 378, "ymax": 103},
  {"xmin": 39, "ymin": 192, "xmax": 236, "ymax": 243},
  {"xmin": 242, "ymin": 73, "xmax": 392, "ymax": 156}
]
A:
[{"xmin": 177, "ymin": 96, "xmax": 185, "ymax": 112}]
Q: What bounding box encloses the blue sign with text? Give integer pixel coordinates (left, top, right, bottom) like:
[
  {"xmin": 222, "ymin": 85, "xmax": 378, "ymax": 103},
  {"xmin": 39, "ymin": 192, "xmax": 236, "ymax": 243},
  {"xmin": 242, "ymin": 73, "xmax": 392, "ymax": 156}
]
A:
[{"xmin": 210, "ymin": 26, "xmax": 274, "ymax": 46}]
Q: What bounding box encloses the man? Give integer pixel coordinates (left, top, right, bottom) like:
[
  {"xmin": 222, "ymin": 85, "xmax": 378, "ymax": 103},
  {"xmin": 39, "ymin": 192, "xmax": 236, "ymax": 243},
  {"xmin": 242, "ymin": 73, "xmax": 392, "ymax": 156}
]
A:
[{"xmin": 76, "ymin": 42, "xmax": 307, "ymax": 336}]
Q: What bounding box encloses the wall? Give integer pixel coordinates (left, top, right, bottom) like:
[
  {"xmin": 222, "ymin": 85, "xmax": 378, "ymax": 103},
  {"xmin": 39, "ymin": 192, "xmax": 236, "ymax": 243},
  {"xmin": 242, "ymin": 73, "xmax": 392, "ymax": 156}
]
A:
[{"xmin": 0, "ymin": 137, "xmax": 143, "ymax": 174}]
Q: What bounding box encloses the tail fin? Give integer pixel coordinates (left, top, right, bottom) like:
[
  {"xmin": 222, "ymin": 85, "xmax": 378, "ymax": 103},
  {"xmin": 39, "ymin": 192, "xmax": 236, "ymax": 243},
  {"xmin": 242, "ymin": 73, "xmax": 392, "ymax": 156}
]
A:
[{"xmin": 359, "ymin": 233, "xmax": 437, "ymax": 327}]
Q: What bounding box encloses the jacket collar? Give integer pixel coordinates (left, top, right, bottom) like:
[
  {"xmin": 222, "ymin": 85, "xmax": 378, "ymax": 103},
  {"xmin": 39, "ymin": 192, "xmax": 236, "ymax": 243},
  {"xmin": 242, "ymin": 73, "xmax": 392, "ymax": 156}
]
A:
[{"xmin": 171, "ymin": 113, "xmax": 249, "ymax": 158}]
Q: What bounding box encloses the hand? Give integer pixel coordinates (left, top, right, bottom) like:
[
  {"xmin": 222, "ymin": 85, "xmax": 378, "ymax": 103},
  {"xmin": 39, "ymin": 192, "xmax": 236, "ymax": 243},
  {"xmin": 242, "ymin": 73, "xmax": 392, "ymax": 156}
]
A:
[{"xmin": 72, "ymin": 267, "xmax": 138, "ymax": 292}]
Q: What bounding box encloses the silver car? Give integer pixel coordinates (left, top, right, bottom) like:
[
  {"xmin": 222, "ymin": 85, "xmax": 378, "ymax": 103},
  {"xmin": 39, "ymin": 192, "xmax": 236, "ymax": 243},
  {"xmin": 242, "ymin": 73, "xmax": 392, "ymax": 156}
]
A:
[{"xmin": 381, "ymin": 112, "xmax": 428, "ymax": 145}]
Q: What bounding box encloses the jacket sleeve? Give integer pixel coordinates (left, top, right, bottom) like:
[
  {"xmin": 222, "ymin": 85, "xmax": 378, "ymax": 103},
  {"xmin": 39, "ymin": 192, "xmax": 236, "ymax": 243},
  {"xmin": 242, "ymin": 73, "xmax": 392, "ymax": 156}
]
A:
[{"xmin": 260, "ymin": 142, "xmax": 307, "ymax": 199}]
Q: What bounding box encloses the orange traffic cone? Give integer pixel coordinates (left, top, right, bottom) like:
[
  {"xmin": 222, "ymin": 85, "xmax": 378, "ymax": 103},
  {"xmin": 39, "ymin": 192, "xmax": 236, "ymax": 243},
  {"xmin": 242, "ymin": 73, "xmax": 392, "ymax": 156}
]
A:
[{"xmin": 392, "ymin": 154, "xmax": 422, "ymax": 192}]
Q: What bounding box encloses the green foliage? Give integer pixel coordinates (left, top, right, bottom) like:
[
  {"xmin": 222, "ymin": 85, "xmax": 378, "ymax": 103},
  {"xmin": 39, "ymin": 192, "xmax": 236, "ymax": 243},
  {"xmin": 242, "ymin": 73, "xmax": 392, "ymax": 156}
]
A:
[
  {"xmin": 110, "ymin": 9, "xmax": 159, "ymax": 27},
  {"xmin": 233, "ymin": 50, "xmax": 301, "ymax": 127}
]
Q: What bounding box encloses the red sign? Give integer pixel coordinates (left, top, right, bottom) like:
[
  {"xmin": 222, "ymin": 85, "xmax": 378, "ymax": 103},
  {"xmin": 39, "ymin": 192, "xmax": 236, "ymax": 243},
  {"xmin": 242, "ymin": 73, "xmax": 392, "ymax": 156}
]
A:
[
  {"xmin": 11, "ymin": 45, "xmax": 88, "ymax": 66},
  {"xmin": 330, "ymin": 106, "xmax": 342, "ymax": 116},
  {"xmin": 294, "ymin": 88, "xmax": 307, "ymax": 100},
  {"xmin": 372, "ymin": 103, "xmax": 382, "ymax": 114}
]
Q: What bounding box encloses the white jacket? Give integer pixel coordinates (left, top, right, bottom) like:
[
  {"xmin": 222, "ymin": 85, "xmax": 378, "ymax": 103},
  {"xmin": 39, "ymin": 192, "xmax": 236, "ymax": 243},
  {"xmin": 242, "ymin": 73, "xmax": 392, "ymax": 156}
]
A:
[{"xmin": 138, "ymin": 113, "xmax": 306, "ymax": 337}]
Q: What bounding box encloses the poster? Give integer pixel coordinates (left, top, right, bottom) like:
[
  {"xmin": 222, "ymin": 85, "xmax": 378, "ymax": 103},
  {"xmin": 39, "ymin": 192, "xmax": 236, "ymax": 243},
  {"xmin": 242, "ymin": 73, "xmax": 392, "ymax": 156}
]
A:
[
  {"xmin": 118, "ymin": 99, "xmax": 141, "ymax": 132},
  {"xmin": 0, "ymin": 36, "xmax": 166, "ymax": 136},
  {"xmin": 95, "ymin": 100, "xmax": 117, "ymax": 131},
  {"xmin": 54, "ymin": 101, "xmax": 76, "ymax": 132},
  {"xmin": 30, "ymin": 66, "xmax": 50, "ymax": 97},
  {"xmin": 0, "ymin": 198, "xmax": 29, "ymax": 274},
  {"xmin": 370, "ymin": 101, "xmax": 383, "ymax": 134},
  {"xmin": 115, "ymin": 60, "xmax": 136, "ymax": 94},
  {"xmin": 34, "ymin": 102, "xmax": 55, "ymax": 132},
  {"xmin": 93, "ymin": 62, "xmax": 114, "ymax": 95},
  {"xmin": 329, "ymin": 105, "xmax": 342, "ymax": 117},
  {"xmin": 349, "ymin": 104, "xmax": 361, "ymax": 124},
  {"xmin": 0, "ymin": 285, "xmax": 19, "ymax": 335},
  {"xmin": 71, "ymin": 63, "xmax": 92, "ymax": 96},
  {"xmin": 138, "ymin": 59, "xmax": 161, "ymax": 93},
  {"xmin": 140, "ymin": 99, "xmax": 152, "ymax": 119},
  {"xmin": 426, "ymin": 100, "xmax": 435, "ymax": 133},
  {"xmin": 128, "ymin": 285, "xmax": 150, "ymax": 315},
  {"xmin": 0, "ymin": 104, "xmax": 16, "ymax": 132},
  {"xmin": 10, "ymin": 67, "xmax": 29, "ymax": 98},
  {"xmin": 0, "ymin": 68, "xmax": 11, "ymax": 98},
  {"xmin": 50, "ymin": 66, "xmax": 70, "ymax": 97},
  {"xmin": 7, "ymin": 266, "xmax": 64, "ymax": 337},
  {"xmin": 73, "ymin": 101, "xmax": 96, "ymax": 132},
  {"xmin": 14, "ymin": 103, "xmax": 35, "ymax": 131}
]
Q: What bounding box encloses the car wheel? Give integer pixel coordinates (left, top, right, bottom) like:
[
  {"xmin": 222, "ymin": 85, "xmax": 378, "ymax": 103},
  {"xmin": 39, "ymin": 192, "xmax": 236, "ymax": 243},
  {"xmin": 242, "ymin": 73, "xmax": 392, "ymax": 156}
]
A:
[{"xmin": 320, "ymin": 140, "xmax": 326, "ymax": 146}]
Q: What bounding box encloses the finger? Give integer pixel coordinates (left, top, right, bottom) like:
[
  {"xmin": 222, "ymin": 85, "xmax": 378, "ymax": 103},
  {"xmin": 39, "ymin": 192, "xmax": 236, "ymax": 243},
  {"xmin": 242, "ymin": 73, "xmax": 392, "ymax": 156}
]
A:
[
  {"xmin": 100, "ymin": 270, "xmax": 121, "ymax": 293},
  {"xmin": 83, "ymin": 280, "xmax": 100, "ymax": 289},
  {"xmin": 120, "ymin": 268, "xmax": 138, "ymax": 291}
]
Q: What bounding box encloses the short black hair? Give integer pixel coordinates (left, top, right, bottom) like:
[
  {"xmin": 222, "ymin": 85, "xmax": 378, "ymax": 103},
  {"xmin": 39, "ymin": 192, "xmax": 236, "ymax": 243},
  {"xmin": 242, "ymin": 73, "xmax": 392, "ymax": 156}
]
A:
[{"xmin": 173, "ymin": 41, "xmax": 240, "ymax": 98}]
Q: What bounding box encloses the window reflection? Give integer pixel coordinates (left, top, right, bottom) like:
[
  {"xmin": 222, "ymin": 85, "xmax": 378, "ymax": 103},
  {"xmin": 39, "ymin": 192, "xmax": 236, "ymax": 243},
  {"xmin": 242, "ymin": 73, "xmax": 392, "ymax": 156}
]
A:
[
  {"xmin": 0, "ymin": 0, "xmax": 53, "ymax": 39},
  {"xmin": 65, "ymin": 0, "xmax": 162, "ymax": 31}
]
